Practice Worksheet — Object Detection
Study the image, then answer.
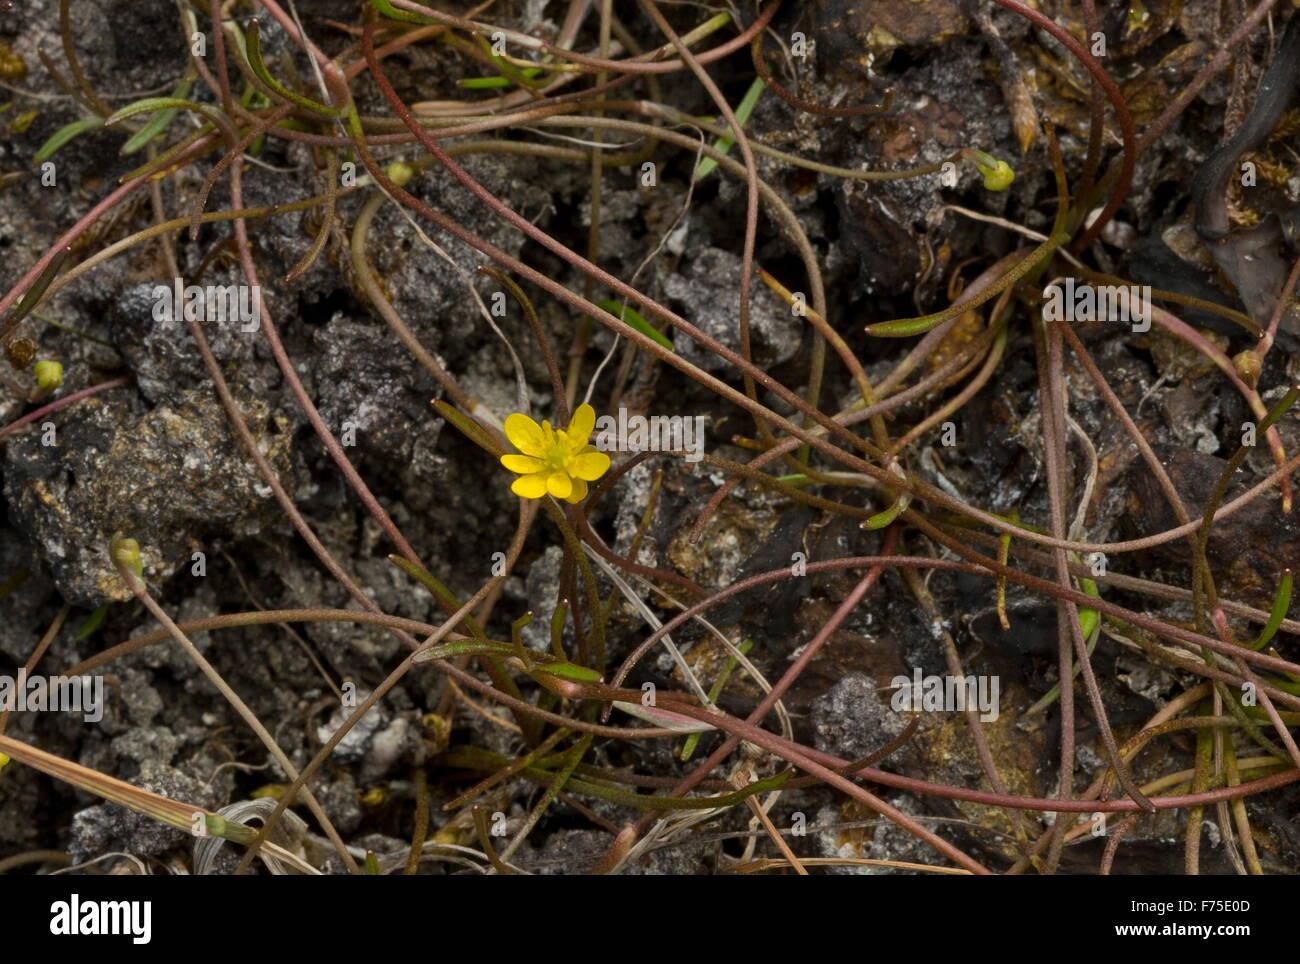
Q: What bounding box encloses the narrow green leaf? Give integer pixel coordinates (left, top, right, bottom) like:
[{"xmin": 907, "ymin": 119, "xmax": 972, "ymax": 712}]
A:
[
  {"xmin": 245, "ymin": 20, "xmax": 343, "ymax": 119},
  {"xmin": 74, "ymin": 604, "xmax": 109, "ymax": 641},
  {"xmin": 862, "ymin": 492, "xmax": 909, "ymax": 530},
  {"xmin": 1251, "ymin": 569, "xmax": 1293, "ymax": 652},
  {"xmin": 1025, "ymin": 575, "xmax": 1103, "ymax": 717},
  {"xmin": 862, "ymin": 462, "xmax": 911, "ymax": 530},
  {"xmin": 2, "ymin": 246, "xmax": 70, "ymax": 340},
  {"xmin": 121, "ymin": 74, "xmax": 195, "ymax": 155},
  {"xmin": 459, "ymin": 75, "xmax": 512, "ymax": 89},
  {"xmin": 596, "ymin": 299, "xmax": 674, "ymax": 352},
  {"xmin": 1076, "ymin": 573, "xmax": 1101, "ymax": 641},
  {"xmin": 33, "ymin": 116, "xmax": 102, "ymax": 165},
  {"xmin": 388, "ymin": 554, "xmax": 461, "ymax": 613},
  {"xmin": 1260, "ymin": 386, "xmax": 1300, "ymax": 434},
  {"xmin": 612, "ymin": 700, "xmax": 715, "ymax": 733},
  {"xmin": 682, "ymin": 638, "xmax": 752, "ymax": 761},
  {"xmin": 531, "ymin": 659, "xmax": 602, "ymax": 683},
  {"xmin": 551, "ymin": 768, "xmax": 790, "ymax": 811},
  {"xmin": 549, "ymin": 599, "xmax": 568, "ymax": 655},
  {"xmin": 867, "ymin": 234, "xmax": 1065, "ymax": 338},
  {"xmin": 471, "ymin": 33, "xmax": 543, "ymax": 91},
  {"xmin": 411, "ymin": 638, "xmax": 513, "ymax": 663},
  {"xmin": 693, "ymin": 77, "xmax": 765, "ymax": 182},
  {"xmin": 459, "ymin": 67, "xmax": 542, "ymax": 89},
  {"xmin": 369, "ymin": 0, "xmax": 436, "ymax": 23},
  {"xmin": 105, "ymin": 97, "xmax": 218, "ymax": 127},
  {"xmin": 432, "ymin": 399, "xmax": 503, "ymax": 456}
]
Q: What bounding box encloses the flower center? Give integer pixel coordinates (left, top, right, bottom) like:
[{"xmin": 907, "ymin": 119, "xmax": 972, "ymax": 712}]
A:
[{"xmin": 539, "ymin": 424, "xmax": 572, "ymax": 472}]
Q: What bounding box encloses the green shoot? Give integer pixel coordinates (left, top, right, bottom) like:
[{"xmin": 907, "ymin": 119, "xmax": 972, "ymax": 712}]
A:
[{"xmin": 693, "ymin": 77, "xmax": 765, "ymax": 182}]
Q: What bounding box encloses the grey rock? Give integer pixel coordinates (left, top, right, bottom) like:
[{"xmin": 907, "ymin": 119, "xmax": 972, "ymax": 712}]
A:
[
  {"xmin": 107, "ymin": 282, "xmax": 259, "ymax": 407},
  {"xmin": 316, "ymin": 695, "xmax": 387, "ymax": 766},
  {"xmin": 311, "ymin": 314, "xmax": 441, "ymax": 469},
  {"xmin": 69, "ymin": 758, "xmax": 215, "ymax": 862},
  {"xmin": 522, "ymin": 545, "xmax": 565, "ymax": 652},
  {"xmin": 4, "ymin": 387, "xmax": 297, "ymax": 605},
  {"xmin": 662, "ymin": 247, "xmax": 802, "ymax": 373},
  {"xmin": 811, "ymin": 672, "xmax": 907, "ymax": 762}
]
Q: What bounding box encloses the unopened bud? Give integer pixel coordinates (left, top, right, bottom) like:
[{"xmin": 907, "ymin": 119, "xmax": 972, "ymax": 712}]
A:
[
  {"xmin": 386, "ymin": 161, "xmax": 416, "ymax": 187},
  {"xmin": 33, "ymin": 360, "xmax": 62, "ymax": 392},
  {"xmin": 112, "ymin": 537, "xmax": 143, "ymax": 580},
  {"xmin": 1234, "ymin": 349, "xmax": 1263, "ymax": 387}
]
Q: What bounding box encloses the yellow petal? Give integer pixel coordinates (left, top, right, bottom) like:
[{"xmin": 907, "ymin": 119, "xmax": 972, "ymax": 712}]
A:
[
  {"xmin": 505, "ymin": 413, "xmax": 546, "ymax": 457},
  {"xmin": 569, "ymin": 450, "xmax": 610, "ymax": 481},
  {"xmin": 546, "ymin": 471, "xmax": 573, "ymax": 499},
  {"xmin": 564, "ymin": 478, "xmax": 588, "ymax": 503},
  {"xmin": 567, "ymin": 403, "xmax": 596, "ymax": 443},
  {"xmin": 511, "ymin": 473, "xmax": 548, "ymax": 498},
  {"xmin": 501, "ymin": 454, "xmax": 544, "ymax": 474}
]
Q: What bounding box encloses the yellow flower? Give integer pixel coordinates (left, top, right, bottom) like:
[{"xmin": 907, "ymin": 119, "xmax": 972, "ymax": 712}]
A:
[{"xmin": 501, "ymin": 403, "xmax": 610, "ymax": 502}]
